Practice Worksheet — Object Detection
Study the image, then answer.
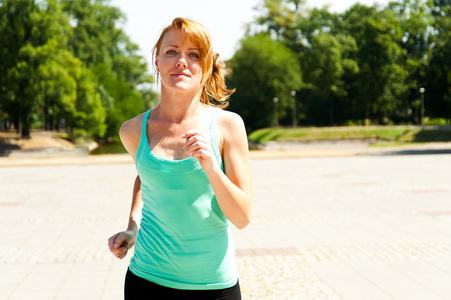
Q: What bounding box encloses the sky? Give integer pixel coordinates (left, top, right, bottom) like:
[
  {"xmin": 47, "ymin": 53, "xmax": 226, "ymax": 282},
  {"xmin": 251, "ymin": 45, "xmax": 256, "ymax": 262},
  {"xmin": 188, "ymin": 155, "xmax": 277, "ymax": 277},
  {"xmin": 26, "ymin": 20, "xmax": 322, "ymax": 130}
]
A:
[{"xmin": 110, "ymin": 0, "xmax": 391, "ymax": 71}]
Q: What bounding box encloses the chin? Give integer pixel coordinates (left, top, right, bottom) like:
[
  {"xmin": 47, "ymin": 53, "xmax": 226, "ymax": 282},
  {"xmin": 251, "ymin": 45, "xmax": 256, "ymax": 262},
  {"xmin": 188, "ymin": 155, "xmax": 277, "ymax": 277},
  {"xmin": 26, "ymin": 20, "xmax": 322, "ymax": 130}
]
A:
[{"xmin": 172, "ymin": 82, "xmax": 200, "ymax": 90}]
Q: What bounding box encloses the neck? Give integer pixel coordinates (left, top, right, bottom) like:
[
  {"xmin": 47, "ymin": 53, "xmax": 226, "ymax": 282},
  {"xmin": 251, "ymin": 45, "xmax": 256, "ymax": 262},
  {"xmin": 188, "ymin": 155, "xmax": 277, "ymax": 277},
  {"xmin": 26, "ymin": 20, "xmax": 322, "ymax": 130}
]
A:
[{"xmin": 156, "ymin": 87, "xmax": 204, "ymax": 123}]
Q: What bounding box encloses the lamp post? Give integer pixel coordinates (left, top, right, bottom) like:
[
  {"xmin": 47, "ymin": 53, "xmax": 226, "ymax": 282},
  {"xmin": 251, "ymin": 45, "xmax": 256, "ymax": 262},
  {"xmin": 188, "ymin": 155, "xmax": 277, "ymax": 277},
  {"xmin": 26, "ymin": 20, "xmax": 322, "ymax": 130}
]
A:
[
  {"xmin": 419, "ymin": 87, "xmax": 425, "ymax": 129},
  {"xmin": 290, "ymin": 90, "xmax": 296, "ymax": 128},
  {"xmin": 273, "ymin": 97, "xmax": 279, "ymax": 127}
]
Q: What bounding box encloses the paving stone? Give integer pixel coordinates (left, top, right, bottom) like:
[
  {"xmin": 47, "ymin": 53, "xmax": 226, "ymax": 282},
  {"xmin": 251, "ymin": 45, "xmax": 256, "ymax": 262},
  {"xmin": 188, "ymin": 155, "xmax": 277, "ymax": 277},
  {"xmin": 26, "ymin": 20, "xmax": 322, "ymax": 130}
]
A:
[{"xmin": 2, "ymin": 153, "xmax": 451, "ymax": 299}]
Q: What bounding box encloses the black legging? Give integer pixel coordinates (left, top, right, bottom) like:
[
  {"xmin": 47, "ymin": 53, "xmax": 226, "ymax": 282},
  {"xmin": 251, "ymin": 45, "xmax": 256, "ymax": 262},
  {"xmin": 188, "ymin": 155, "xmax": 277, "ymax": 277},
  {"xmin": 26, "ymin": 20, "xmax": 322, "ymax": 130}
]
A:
[{"xmin": 124, "ymin": 269, "xmax": 242, "ymax": 300}]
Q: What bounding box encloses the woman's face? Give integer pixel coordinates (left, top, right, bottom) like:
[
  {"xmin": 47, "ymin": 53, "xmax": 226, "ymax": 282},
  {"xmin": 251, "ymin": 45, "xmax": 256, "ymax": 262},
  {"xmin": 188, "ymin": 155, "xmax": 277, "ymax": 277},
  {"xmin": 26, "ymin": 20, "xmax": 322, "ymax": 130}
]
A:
[{"xmin": 156, "ymin": 29, "xmax": 203, "ymax": 94}]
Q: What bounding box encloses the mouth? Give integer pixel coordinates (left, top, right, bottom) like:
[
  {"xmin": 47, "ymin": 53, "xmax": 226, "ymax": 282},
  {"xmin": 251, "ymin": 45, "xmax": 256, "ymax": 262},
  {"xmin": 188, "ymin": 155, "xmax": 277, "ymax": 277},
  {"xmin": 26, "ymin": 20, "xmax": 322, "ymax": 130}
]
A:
[{"xmin": 171, "ymin": 72, "xmax": 190, "ymax": 78}]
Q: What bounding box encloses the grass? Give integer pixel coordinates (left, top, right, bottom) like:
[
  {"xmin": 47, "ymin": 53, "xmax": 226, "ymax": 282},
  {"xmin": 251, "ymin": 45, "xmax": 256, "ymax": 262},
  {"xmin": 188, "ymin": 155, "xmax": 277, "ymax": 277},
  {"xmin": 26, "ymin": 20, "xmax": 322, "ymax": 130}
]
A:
[
  {"xmin": 89, "ymin": 141, "xmax": 127, "ymax": 155},
  {"xmin": 248, "ymin": 126, "xmax": 451, "ymax": 146}
]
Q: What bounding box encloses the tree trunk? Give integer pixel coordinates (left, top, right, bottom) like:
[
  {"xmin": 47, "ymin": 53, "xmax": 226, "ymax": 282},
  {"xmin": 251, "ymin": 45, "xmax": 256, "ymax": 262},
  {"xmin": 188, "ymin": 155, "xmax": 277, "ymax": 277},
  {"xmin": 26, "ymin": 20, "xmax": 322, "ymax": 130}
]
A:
[
  {"xmin": 369, "ymin": 98, "xmax": 376, "ymax": 125},
  {"xmin": 13, "ymin": 116, "xmax": 20, "ymax": 134},
  {"xmin": 45, "ymin": 98, "xmax": 49, "ymax": 131},
  {"xmin": 20, "ymin": 109, "xmax": 31, "ymax": 139},
  {"xmin": 329, "ymin": 92, "xmax": 335, "ymax": 126}
]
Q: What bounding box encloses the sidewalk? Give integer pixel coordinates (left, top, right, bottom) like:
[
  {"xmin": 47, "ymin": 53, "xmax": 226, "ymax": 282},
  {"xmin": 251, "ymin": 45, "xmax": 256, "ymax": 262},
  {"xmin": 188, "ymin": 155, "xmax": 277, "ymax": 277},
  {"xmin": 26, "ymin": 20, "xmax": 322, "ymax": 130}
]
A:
[
  {"xmin": 1, "ymin": 148, "xmax": 451, "ymax": 299},
  {"xmin": 1, "ymin": 141, "xmax": 451, "ymax": 167}
]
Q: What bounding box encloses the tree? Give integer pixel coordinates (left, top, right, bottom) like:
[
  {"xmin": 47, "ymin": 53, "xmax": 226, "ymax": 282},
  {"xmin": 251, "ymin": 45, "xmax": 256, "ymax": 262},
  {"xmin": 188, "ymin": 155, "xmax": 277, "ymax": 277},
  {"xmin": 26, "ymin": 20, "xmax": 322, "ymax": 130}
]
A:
[
  {"xmin": 60, "ymin": 0, "xmax": 152, "ymax": 88},
  {"xmin": 252, "ymin": 0, "xmax": 307, "ymax": 42},
  {"xmin": 0, "ymin": 0, "xmax": 155, "ymax": 140},
  {"xmin": 67, "ymin": 65, "xmax": 106, "ymax": 141},
  {"xmin": 93, "ymin": 63, "xmax": 143, "ymax": 138},
  {"xmin": 386, "ymin": 0, "xmax": 434, "ymax": 124},
  {"xmin": 341, "ymin": 4, "xmax": 408, "ymax": 124},
  {"xmin": 19, "ymin": 39, "xmax": 78, "ymax": 133},
  {"xmin": 426, "ymin": 0, "xmax": 451, "ymax": 122},
  {"xmin": 60, "ymin": 0, "xmax": 156, "ymax": 137},
  {"xmin": 227, "ymin": 34, "xmax": 302, "ymax": 132},
  {"xmin": 0, "ymin": 0, "xmax": 76, "ymax": 137},
  {"xmin": 301, "ymin": 32, "xmax": 359, "ymax": 125}
]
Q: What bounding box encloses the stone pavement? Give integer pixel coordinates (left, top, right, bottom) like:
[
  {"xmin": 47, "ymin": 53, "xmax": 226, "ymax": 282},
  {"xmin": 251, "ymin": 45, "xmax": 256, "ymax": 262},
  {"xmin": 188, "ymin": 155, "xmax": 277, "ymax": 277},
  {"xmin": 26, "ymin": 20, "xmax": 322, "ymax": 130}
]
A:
[{"xmin": 1, "ymin": 151, "xmax": 451, "ymax": 299}]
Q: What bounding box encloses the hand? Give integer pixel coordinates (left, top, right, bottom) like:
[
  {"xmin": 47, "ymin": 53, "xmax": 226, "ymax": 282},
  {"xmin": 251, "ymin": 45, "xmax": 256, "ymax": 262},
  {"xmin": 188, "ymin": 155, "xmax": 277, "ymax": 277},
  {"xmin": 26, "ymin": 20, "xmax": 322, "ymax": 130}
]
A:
[
  {"xmin": 108, "ymin": 230, "xmax": 136, "ymax": 259},
  {"xmin": 182, "ymin": 130, "xmax": 218, "ymax": 172}
]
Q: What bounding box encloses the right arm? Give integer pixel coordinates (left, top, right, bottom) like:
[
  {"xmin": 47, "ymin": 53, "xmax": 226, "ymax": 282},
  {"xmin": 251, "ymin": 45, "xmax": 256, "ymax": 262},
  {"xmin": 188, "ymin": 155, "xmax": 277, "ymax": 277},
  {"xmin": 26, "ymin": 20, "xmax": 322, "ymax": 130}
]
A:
[
  {"xmin": 107, "ymin": 114, "xmax": 144, "ymax": 259},
  {"xmin": 108, "ymin": 175, "xmax": 142, "ymax": 259}
]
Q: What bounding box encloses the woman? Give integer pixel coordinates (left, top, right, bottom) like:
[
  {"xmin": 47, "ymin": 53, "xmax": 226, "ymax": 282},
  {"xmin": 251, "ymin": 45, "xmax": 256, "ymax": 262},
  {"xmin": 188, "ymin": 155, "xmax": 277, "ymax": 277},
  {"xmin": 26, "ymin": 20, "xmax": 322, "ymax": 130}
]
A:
[{"xmin": 108, "ymin": 17, "xmax": 252, "ymax": 300}]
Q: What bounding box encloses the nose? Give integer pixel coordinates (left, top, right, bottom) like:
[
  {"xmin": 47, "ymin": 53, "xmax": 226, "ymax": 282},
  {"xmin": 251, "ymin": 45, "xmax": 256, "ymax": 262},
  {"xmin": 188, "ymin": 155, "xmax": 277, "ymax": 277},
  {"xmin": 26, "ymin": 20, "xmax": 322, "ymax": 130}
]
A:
[{"xmin": 176, "ymin": 55, "xmax": 187, "ymax": 68}]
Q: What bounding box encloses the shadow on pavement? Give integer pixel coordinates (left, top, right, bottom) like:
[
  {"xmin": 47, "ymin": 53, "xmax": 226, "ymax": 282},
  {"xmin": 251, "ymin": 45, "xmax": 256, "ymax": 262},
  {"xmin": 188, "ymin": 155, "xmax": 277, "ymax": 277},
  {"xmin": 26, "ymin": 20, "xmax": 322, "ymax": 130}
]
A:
[
  {"xmin": 0, "ymin": 139, "xmax": 20, "ymax": 157},
  {"xmin": 378, "ymin": 149, "xmax": 451, "ymax": 156}
]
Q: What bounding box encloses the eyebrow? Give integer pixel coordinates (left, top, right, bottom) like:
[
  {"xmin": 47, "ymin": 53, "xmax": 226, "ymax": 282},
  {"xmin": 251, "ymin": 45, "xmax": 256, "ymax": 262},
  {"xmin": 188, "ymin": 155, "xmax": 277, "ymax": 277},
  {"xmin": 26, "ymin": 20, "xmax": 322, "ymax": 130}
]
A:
[{"xmin": 164, "ymin": 45, "xmax": 200, "ymax": 51}]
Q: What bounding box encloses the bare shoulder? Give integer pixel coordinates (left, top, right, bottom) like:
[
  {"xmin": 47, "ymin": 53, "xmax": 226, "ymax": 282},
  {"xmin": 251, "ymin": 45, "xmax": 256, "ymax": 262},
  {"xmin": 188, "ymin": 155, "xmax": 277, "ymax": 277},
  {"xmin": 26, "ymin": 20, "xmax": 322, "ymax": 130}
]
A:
[
  {"xmin": 217, "ymin": 110, "xmax": 246, "ymax": 134},
  {"xmin": 120, "ymin": 112, "xmax": 146, "ymax": 159},
  {"xmin": 217, "ymin": 110, "xmax": 248, "ymax": 148},
  {"xmin": 120, "ymin": 113, "xmax": 145, "ymax": 136}
]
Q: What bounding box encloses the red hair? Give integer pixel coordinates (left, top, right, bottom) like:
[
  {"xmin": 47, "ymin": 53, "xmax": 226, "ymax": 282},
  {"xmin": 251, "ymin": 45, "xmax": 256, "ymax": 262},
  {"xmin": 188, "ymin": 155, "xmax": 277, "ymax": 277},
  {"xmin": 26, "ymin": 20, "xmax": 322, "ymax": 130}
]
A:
[{"xmin": 153, "ymin": 18, "xmax": 234, "ymax": 108}]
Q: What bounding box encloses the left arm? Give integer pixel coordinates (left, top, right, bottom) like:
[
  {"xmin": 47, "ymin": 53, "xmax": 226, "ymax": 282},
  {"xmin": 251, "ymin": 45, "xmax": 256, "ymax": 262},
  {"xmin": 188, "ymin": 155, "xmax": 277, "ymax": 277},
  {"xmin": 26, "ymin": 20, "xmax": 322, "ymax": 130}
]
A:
[{"xmin": 183, "ymin": 112, "xmax": 253, "ymax": 229}]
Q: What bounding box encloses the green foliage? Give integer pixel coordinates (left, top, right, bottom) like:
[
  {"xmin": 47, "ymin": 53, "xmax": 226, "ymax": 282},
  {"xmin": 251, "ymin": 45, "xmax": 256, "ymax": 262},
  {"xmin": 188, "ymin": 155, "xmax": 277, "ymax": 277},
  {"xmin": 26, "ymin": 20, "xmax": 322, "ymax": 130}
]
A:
[
  {"xmin": 425, "ymin": 0, "xmax": 451, "ymax": 121},
  {"xmin": 426, "ymin": 118, "xmax": 450, "ymax": 125},
  {"xmin": 300, "ymin": 32, "xmax": 359, "ymax": 125},
  {"xmin": 60, "ymin": 0, "xmax": 151, "ymax": 88},
  {"xmin": 227, "ymin": 34, "xmax": 302, "ymax": 132},
  {"xmin": 2, "ymin": 0, "xmax": 450, "ymax": 141},
  {"xmin": 235, "ymin": 0, "xmax": 451, "ymax": 130},
  {"xmin": 89, "ymin": 141, "xmax": 127, "ymax": 155},
  {"xmin": 60, "ymin": 0, "xmax": 155, "ymax": 138},
  {"xmin": 341, "ymin": 4, "xmax": 409, "ymax": 124},
  {"xmin": 69, "ymin": 66, "xmax": 106, "ymax": 139},
  {"xmin": 59, "ymin": 0, "xmax": 121, "ymax": 69},
  {"xmin": 248, "ymin": 126, "xmax": 451, "ymax": 144},
  {"xmin": 0, "ymin": 0, "xmax": 77, "ymax": 137},
  {"xmin": 92, "ymin": 64, "xmax": 144, "ymax": 139},
  {"xmin": 0, "ymin": 0, "xmax": 155, "ymax": 141},
  {"xmin": 252, "ymin": 0, "xmax": 306, "ymax": 41}
]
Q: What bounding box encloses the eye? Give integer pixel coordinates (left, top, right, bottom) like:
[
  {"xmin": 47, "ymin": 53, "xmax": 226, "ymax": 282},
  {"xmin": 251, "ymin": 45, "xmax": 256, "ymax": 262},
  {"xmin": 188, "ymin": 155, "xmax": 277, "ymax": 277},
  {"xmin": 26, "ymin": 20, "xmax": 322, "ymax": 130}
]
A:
[
  {"xmin": 189, "ymin": 52, "xmax": 200, "ymax": 59},
  {"xmin": 166, "ymin": 49, "xmax": 177, "ymax": 55}
]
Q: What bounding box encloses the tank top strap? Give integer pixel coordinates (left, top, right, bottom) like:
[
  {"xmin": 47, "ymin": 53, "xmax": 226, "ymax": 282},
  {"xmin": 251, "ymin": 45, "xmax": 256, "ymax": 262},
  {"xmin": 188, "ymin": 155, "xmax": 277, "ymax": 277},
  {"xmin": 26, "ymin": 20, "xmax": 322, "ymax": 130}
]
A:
[
  {"xmin": 209, "ymin": 108, "xmax": 220, "ymax": 130},
  {"xmin": 209, "ymin": 108, "xmax": 223, "ymax": 167},
  {"xmin": 141, "ymin": 110, "xmax": 152, "ymax": 141},
  {"xmin": 135, "ymin": 110, "xmax": 152, "ymax": 163}
]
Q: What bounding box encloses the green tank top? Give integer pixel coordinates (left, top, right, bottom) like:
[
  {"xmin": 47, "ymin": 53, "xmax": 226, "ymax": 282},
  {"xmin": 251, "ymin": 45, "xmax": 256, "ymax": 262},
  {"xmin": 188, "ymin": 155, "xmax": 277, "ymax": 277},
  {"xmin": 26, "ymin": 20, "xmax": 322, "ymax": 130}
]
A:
[{"xmin": 129, "ymin": 108, "xmax": 237, "ymax": 290}]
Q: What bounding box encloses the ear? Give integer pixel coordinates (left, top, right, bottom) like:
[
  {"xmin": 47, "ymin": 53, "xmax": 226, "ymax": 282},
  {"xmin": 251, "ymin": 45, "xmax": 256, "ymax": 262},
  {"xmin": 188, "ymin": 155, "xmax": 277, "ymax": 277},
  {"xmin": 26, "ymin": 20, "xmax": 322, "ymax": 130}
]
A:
[{"xmin": 155, "ymin": 55, "xmax": 160, "ymax": 73}]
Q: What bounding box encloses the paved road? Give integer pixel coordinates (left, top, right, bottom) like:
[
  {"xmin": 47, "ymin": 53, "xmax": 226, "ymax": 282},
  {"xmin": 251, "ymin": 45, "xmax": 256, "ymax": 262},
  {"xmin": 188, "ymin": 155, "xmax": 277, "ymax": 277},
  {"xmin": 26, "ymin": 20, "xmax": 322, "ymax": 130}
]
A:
[{"xmin": 1, "ymin": 153, "xmax": 451, "ymax": 299}]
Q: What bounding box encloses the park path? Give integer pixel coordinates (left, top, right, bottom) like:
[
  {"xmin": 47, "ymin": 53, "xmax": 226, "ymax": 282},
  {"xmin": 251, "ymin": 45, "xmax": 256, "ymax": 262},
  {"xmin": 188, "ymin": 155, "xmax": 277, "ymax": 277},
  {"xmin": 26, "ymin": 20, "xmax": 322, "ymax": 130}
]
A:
[{"xmin": 1, "ymin": 153, "xmax": 451, "ymax": 299}]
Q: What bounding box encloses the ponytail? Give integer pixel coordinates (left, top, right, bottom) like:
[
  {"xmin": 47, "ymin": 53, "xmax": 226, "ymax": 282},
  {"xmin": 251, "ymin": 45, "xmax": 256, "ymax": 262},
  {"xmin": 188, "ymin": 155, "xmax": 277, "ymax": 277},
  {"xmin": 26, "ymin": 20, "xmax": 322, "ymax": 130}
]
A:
[{"xmin": 200, "ymin": 53, "xmax": 235, "ymax": 109}]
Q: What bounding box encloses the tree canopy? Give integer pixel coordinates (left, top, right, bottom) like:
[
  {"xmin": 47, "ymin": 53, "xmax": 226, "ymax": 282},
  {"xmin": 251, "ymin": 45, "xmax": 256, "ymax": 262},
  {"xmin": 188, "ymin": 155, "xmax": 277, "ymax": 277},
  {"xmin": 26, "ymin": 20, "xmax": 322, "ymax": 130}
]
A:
[
  {"xmin": 227, "ymin": 0, "xmax": 451, "ymax": 130},
  {"xmin": 2, "ymin": 0, "xmax": 450, "ymax": 140},
  {"xmin": 227, "ymin": 34, "xmax": 302, "ymax": 132},
  {"xmin": 0, "ymin": 0, "xmax": 156, "ymax": 140}
]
